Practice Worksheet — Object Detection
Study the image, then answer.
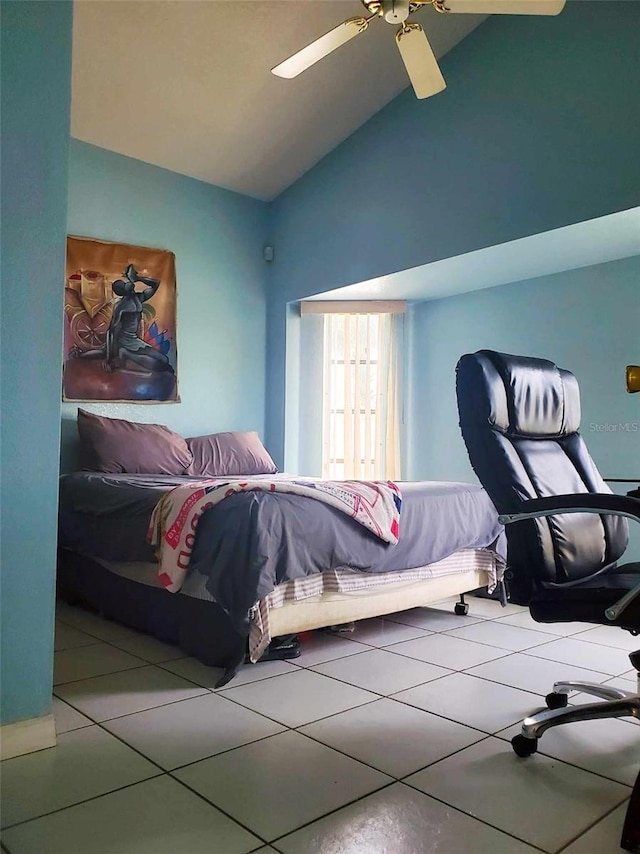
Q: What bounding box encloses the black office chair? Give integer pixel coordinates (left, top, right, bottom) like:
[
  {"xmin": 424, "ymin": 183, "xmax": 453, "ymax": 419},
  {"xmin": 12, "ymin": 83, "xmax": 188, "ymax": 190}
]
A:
[{"xmin": 455, "ymin": 350, "xmax": 640, "ymax": 852}]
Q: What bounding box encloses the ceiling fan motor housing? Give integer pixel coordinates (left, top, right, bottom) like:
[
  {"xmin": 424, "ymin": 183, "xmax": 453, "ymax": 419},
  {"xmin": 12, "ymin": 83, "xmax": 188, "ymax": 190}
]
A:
[{"xmin": 362, "ymin": 0, "xmax": 411, "ymax": 24}]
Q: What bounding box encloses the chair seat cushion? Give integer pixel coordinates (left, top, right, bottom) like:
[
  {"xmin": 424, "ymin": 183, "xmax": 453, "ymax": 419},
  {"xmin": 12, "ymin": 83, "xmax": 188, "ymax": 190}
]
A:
[{"xmin": 530, "ymin": 563, "xmax": 640, "ymax": 631}]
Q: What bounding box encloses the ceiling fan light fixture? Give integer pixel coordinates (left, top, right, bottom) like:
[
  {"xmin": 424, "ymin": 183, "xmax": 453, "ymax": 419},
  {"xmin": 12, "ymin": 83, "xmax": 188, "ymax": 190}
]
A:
[
  {"xmin": 271, "ymin": 17, "xmax": 370, "ymax": 79},
  {"xmin": 383, "ymin": 0, "xmax": 410, "ymax": 24},
  {"xmin": 442, "ymin": 0, "xmax": 566, "ymax": 15},
  {"xmin": 396, "ymin": 22, "xmax": 446, "ymax": 99}
]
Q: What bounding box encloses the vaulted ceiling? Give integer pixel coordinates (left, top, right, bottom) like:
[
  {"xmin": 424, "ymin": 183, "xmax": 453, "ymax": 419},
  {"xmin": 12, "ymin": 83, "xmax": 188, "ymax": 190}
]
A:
[{"xmin": 71, "ymin": 1, "xmax": 485, "ymax": 200}]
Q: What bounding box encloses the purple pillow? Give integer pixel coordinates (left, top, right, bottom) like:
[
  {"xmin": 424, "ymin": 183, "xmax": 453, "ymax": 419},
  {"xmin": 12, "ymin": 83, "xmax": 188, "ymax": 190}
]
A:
[
  {"xmin": 77, "ymin": 409, "xmax": 193, "ymax": 475},
  {"xmin": 187, "ymin": 431, "xmax": 277, "ymax": 477}
]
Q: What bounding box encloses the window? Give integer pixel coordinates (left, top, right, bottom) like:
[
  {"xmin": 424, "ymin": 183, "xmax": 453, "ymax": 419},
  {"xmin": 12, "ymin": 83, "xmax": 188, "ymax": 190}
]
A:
[{"xmin": 321, "ymin": 312, "xmax": 402, "ymax": 480}]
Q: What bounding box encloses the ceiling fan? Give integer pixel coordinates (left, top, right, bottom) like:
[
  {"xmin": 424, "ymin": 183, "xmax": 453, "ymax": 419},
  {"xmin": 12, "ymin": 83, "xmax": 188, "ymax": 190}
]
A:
[{"xmin": 272, "ymin": 0, "xmax": 566, "ymax": 99}]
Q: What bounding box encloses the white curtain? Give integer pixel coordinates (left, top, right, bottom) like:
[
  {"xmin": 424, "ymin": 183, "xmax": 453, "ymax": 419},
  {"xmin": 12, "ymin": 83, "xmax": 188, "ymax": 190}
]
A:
[{"xmin": 322, "ymin": 312, "xmax": 402, "ymax": 480}]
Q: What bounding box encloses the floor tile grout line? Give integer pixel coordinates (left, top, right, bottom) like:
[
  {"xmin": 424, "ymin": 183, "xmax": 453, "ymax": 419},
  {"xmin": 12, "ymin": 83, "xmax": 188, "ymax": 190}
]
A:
[
  {"xmin": 48, "ymin": 603, "xmax": 636, "ymax": 851},
  {"xmin": 52, "ymin": 666, "xmax": 638, "ymax": 794},
  {"xmin": 4, "ymin": 709, "xmax": 270, "ymax": 843},
  {"xmin": 263, "ymin": 778, "xmax": 400, "ymax": 847},
  {"xmin": 397, "ymin": 780, "xmax": 561, "ymax": 854},
  {"xmin": 51, "ymin": 624, "xmax": 629, "ymax": 735},
  {"xmin": 0, "ymin": 773, "xmax": 165, "ymax": 833},
  {"xmin": 54, "ymin": 640, "xmax": 105, "ymax": 653},
  {"xmin": 554, "ymin": 796, "xmax": 633, "ymax": 853},
  {"xmin": 54, "ymin": 674, "xmax": 303, "ymax": 742},
  {"xmin": 60, "ymin": 602, "xmax": 634, "ymax": 676},
  {"xmin": 53, "ymin": 661, "xmax": 154, "ymax": 688},
  {"xmin": 519, "ymin": 649, "xmax": 631, "ymax": 678},
  {"xmin": 52, "ymin": 685, "xmax": 213, "ymax": 726},
  {"xmin": 164, "ymin": 770, "xmax": 272, "ymax": 846},
  {"xmin": 291, "ymin": 723, "xmax": 494, "ymax": 782},
  {"xmin": 301, "ymin": 666, "xmax": 458, "ymax": 698},
  {"xmin": 511, "ymin": 749, "xmax": 637, "ymax": 791},
  {"xmin": 214, "ymin": 689, "xmax": 384, "ymax": 731},
  {"xmin": 266, "ymin": 777, "xmax": 551, "ymax": 854},
  {"xmin": 54, "ymin": 611, "xmax": 204, "ymax": 660},
  {"xmin": 155, "ymin": 660, "xmax": 300, "ymax": 690}
]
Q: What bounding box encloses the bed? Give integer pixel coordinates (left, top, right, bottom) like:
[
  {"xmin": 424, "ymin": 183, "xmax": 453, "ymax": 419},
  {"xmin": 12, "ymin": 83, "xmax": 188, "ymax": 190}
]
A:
[{"xmin": 57, "ymin": 468, "xmax": 506, "ymax": 685}]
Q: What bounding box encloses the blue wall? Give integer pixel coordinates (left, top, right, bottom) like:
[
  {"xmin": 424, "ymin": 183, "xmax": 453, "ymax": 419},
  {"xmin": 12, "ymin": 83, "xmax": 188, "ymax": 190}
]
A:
[
  {"xmin": 2, "ymin": 0, "xmax": 639, "ymax": 729},
  {"xmin": 62, "ymin": 141, "xmax": 270, "ymax": 469},
  {"xmin": 266, "ymin": 1, "xmax": 640, "ymax": 466},
  {"xmin": 406, "ymin": 255, "xmax": 640, "ymax": 483},
  {"xmin": 405, "ymin": 255, "xmax": 640, "ymax": 559},
  {"xmin": 1, "ymin": 2, "xmax": 73, "ymax": 725}
]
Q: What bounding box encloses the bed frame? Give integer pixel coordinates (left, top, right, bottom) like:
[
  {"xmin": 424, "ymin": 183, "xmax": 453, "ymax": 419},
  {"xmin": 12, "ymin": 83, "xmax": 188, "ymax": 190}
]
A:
[{"xmin": 57, "ymin": 548, "xmax": 497, "ymax": 681}]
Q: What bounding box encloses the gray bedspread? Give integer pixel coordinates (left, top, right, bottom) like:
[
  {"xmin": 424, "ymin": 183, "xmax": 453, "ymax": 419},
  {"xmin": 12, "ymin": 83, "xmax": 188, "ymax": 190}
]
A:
[{"xmin": 58, "ymin": 472, "xmax": 505, "ymax": 632}]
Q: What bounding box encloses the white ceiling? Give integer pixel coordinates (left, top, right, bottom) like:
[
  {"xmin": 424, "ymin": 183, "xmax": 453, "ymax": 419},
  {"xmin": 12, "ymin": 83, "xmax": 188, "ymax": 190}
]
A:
[{"xmin": 71, "ymin": 1, "xmax": 486, "ymax": 201}]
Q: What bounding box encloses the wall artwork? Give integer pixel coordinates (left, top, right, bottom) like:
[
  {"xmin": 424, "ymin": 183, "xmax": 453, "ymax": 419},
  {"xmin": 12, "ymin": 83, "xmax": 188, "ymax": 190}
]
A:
[{"xmin": 63, "ymin": 236, "xmax": 179, "ymax": 402}]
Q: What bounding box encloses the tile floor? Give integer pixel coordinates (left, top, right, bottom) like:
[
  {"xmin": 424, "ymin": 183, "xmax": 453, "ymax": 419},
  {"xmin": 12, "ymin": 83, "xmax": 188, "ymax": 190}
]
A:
[{"xmin": 1, "ymin": 596, "xmax": 638, "ymax": 853}]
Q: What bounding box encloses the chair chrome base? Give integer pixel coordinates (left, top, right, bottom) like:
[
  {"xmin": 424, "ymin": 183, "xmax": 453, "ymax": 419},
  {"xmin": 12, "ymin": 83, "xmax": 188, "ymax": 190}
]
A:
[
  {"xmin": 521, "ymin": 682, "xmax": 640, "ymax": 742},
  {"xmin": 511, "ymin": 656, "xmax": 640, "ymax": 851},
  {"xmin": 522, "ymin": 685, "xmax": 640, "ymax": 739}
]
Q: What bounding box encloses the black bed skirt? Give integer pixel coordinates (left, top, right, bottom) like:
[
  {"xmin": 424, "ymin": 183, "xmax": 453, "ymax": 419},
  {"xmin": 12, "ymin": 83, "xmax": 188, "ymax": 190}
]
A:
[{"xmin": 57, "ymin": 549, "xmax": 247, "ymax": 669}]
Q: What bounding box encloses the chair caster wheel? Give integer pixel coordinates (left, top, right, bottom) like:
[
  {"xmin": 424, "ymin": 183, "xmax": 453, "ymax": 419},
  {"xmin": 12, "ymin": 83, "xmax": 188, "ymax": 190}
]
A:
[
  {"xmin": 454, "ymin": 603, "xmax": 469, "ymax": 616},
  {"xmin": 511, "ymin": 734, "xmax": 538, "ymax": 757},
  {"xmin": 545, "ymin": 691, "xmax": 569, "ymax": 710}
]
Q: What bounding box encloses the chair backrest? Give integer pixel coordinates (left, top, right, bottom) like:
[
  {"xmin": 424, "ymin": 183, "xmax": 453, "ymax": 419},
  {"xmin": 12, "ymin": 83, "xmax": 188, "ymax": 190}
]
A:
[{"xmin": 456, "ymin": 350, "xmax": 628, "ymax": 604}]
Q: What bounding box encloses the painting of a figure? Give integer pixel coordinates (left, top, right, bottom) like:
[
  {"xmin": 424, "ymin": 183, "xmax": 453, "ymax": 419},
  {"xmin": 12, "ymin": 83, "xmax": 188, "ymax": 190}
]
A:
[{"xmin": 63, "ymin": 236, "xmax": 179, "ymax": 402}]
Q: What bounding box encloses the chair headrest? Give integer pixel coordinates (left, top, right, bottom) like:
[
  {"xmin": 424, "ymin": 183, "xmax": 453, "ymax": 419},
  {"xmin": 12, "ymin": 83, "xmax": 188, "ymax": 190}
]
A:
[{"xmin": 468, "ymin": 351, "xmax": 581, "ymax": 438}]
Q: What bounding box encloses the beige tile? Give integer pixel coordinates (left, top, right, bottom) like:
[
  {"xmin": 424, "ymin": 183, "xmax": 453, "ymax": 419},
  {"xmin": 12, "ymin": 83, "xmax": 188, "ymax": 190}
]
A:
[
  {"xmin": 161, "ymin": 654, "xmax": 299, "ymax": 689},
  {"xmin": 340, "ymin": 617, "xmax": 432, "ymax": 647},
  {"xmin": 103, "ymin": 692, "xmax": 284, "ymax": 769},
  {"xmin": 55, "ymin": 665, "xmax": 208, "ymax": 721},
  {"xmin": 386, "ymin": 606, "xmax": 486, "ymax": 632},
  {"xmin": 496, "ymin": 716, "xmax": 640, "ymax": 786},
  {"xmin": 221, "ymin": 668, "xmax": 377, "ymax": 727},
  {"xmin": 445, "ymin": 620, "xmax": 557, "ymax": 652},
  {"xmin": 394, "ymin": 672, "xmax": 542, "ymax": 733},
  {"xmin": 311, "ymin": 648, "xmax": 451, "ymax": 695},
  {"xmin": 406, "ymin": 737, "xmax": 630, "ymax": 852},
  {"xmin": 466, "ymin": 651, "xmax": 611, "ymax": 696},
  {"xmin": 300, "ymin": 698, "xmax": 485, "ymax": 778},
  {"xmin": 292, "ymin": 632, "xmax": 372, "ymax": 667},
  {"xmin": 572, "ymin": 624, "xmax": 640, "ymax": 652},
  {"xmin": 561, "ymin": 802, "xmax": 632, "ymax": 854},
  {"xmin": 430, "ymin": 596, "xmax": 525, "ymax": 618},
  {"xmin": 54, "ymin": 606, "xmax": 141, "ymax": 642},
  {"xmin": 53, "ymin": 643, "xmax": 146, "ymax": 685},
  {"xmin": 1, "ymin": 776, "xmax": 260, "ymax": 854},
  {"xmin": 105, "ymin": 629, "xmax": 186, "ymax": 664},
  {"xmin": 276, "ymin": 782, "xmax": 540, "ymax": 854},
  {"xmin": 495, "ymin": 610, "xmax": 594, "ymax": 636},
  {"xmin": 174, "ymin": 730, "xmax": 391, "ymax": 841},
  {"xmin": 525, "ymin": 638, "xmax": 632, "ymax": 677},
  {"xmin": 386, "ymin": 633, "xmax": 509, "ymax": 670},
  {"xmin": 54, "ymin": 621, "xmax": 99, "ymax": 651},
  {"xmin": 0, "ymin": 727, "xmax": 158, "ymax": 828},
  {"xmin": 52, "ymin": 697, "xmax": 93, "ymax": 733}
]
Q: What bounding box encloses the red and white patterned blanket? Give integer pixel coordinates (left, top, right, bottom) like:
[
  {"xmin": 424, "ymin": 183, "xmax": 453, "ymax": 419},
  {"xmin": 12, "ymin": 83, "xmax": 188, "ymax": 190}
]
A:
[{"xmin": 147, "ymin": 477, "xmax": 402, "ymax": 593}]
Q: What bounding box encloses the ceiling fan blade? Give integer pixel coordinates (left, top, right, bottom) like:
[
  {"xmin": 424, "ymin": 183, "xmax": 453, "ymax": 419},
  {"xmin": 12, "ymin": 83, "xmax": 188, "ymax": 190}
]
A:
[
  {"xmin": 442, "ymin": 1, "xmax": 566, "ymax": 15},
  {"xmin": 395, "ymin": 22, "xmax": 446, "ymax": 99},
  {"xmin": 271, "ymin": 17, "xmax": 371, "ymax": 79}
]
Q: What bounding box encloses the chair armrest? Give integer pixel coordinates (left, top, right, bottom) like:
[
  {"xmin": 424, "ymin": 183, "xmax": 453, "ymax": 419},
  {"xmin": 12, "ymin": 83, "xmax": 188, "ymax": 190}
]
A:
[
  {"xmin": 498, "ymin": 493, "xmax": 640, "ymax": 622},
  {"xmin": 498, "ymin": 493, "xmax": 640, "ymax": 526}
]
